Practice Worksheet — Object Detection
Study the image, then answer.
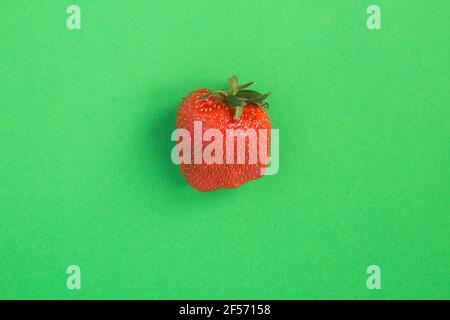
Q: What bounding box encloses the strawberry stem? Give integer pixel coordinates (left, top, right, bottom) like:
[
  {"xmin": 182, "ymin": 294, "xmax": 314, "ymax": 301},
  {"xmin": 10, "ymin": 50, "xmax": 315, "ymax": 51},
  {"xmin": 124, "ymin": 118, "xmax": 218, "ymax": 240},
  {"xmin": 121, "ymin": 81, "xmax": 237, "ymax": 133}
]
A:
[{"xmin": 199, "ymin": 75, "xmax": 271, "ymax": 120}]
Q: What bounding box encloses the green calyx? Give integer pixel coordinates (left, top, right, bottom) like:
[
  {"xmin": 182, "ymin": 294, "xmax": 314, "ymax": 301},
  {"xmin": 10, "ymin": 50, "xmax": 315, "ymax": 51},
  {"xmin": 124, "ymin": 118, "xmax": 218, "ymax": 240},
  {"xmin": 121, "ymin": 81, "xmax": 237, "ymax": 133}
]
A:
[{"xmin": 198, "ymin": 75, "xmax": 271, "ymax": 120}]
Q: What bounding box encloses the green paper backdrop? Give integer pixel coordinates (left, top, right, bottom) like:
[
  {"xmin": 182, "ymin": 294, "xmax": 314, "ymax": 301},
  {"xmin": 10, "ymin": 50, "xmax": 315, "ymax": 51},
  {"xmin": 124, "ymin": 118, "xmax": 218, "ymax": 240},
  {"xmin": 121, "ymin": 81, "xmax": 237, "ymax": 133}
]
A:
[{"xmin": 0, "ymin": 0, "xmax": 448, "ymax": 299}]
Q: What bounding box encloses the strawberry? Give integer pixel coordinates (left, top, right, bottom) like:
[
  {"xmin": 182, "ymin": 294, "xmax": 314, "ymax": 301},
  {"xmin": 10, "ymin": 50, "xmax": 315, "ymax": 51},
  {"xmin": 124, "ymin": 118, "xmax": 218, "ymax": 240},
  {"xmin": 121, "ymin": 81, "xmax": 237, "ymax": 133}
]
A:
[{"xmin": 175, "ymin": 76, "xmax": 272, "ymax": 192}]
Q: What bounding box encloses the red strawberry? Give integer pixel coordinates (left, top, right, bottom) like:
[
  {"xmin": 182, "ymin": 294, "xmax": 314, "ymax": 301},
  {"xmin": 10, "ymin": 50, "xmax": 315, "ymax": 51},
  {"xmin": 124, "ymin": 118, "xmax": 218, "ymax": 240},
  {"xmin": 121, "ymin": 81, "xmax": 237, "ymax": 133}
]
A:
[{"xmin": 175, "ymin": 76, "xmax": 272, "ymax": 192}]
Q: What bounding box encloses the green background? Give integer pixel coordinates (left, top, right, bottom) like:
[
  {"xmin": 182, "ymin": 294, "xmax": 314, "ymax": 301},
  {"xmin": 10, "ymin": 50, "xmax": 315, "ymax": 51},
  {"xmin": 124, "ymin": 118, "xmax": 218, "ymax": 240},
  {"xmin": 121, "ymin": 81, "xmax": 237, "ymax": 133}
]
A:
[{"xmin": 0, "ymin": 1, "xmax": 449, "ymax": 299}]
